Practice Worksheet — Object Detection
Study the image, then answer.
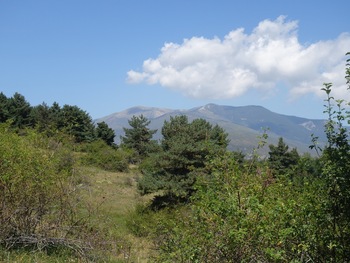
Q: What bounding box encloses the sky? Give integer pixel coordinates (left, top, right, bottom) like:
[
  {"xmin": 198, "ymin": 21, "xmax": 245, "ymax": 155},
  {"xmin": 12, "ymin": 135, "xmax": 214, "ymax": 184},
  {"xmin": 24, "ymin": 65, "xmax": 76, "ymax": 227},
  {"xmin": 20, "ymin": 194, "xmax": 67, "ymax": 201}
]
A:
[{"xmin": 1, "ymin": 1, "xmax": 349, "ymax": 119}]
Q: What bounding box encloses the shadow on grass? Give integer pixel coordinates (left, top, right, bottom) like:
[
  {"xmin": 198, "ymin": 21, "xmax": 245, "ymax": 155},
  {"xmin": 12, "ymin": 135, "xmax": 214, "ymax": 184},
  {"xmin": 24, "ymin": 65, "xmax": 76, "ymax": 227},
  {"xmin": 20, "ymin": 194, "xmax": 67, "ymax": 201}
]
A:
[{"xmin": 149, "ymin": 194, "xmax": 189, "ymax": 211}]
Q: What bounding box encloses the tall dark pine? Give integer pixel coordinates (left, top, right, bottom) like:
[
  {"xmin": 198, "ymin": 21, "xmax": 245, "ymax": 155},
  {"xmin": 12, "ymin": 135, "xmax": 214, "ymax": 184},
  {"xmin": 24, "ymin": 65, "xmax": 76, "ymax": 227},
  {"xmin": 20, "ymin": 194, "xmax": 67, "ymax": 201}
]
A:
[
  {"xmin": 96, "ymin": 121, "xmax": 116, "ymax": 146},
  {"xmin": 7, "ymin": 92, "xmax": 32, "ymax": 128},
  {"xmin": 30, "ymin": 103, "xmax": 52, "ymax": 131},
  {"xmin": 138, "ymin": 115, "xmax": 229, "ymax": 201},
  {"xmin": 120, "ymin": 114, "xmax": 157, "ymax": 158},
  {"xmin": 59, "ymin": 105, "xmax": 95, "ymax": 142},
  {"xmin": 268, "ymin": 137, "xmax": 299, "ymax": 175},
  {"xmin": 0, "ymin": 92, "xmax": 9, "ymax": 123}
]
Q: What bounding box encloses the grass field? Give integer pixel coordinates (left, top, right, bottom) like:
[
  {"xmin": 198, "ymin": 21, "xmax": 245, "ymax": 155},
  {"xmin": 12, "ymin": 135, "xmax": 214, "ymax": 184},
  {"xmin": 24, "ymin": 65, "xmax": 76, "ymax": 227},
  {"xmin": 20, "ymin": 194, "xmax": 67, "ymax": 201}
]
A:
[
  {"xmin": 0, "ymin": 165, "xmax": 156, "ymax": 263},
  {"xmin": 79, "ymin": 166, "xmax": 155, "ymax": 262}
]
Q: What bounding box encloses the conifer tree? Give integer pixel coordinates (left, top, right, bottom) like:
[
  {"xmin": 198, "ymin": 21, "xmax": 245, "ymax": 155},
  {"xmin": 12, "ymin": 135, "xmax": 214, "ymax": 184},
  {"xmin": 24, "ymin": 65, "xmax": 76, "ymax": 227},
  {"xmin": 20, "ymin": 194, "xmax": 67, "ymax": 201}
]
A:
[
  {"xmin": 138, "ymin": 115, "xmax": 228, "ymax": 201},
  {"xmin": 268, "ymin": 137, "xmax": 299, "ymax": 175},
  {"xmin": 7, "ymin": 92, "xmax": 32, "ymax": 128},
  {"xmin": 96, "ymin": 121, "xmax": 115, "ymax": 146},
  {"xmin": 59, "ymin": 105, "xmax": 95, "ymax": 142},
  {"xmin": 120, "ymin": 114, "xmax": 157, "ymax": 158},
  {"xmin": 0, "ymin": 92, "xmax": 9, "ymax": 123}
]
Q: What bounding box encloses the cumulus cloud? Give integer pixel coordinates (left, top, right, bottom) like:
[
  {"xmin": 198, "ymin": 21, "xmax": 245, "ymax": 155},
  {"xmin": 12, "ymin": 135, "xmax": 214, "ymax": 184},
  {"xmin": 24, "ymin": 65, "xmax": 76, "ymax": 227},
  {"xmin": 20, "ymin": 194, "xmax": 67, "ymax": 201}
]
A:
[{"xmin": 127, "ymin": 16, "xmax": 350, "ymax": 100}]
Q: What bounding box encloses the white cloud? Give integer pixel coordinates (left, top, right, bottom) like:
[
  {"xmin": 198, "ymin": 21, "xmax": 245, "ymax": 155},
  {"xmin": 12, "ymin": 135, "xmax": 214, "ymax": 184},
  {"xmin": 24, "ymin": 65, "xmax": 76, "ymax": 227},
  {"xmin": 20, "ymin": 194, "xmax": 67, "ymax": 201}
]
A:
[{"xmin": 127, "ymin": 16, "xmax": 350, "ymax": 100}]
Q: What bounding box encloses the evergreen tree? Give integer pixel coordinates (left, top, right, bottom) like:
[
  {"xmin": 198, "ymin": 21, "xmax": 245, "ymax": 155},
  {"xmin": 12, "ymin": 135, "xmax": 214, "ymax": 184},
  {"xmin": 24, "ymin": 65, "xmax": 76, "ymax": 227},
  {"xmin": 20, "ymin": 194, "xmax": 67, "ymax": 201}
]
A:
[
  {"xmin": 59, "ymin": 105, "xmax": 95, "ymax": 142},
  {"xmin": 30, "ymin": 102, "xmax": 52, "ymax": 131},
  {"xmin": 30, "ymin": 102, "xmax": 63, "ymax": 135},
  {"xmin": 120, "ymin": 114, "xmax": 157, "ymax": 158},
  {"xmin": 0, "ymin": 92, "xmax": 9, "ymax": 123},
  {"xmin": 268, "ymin": 137, "xmax": 299, "ymax": 175},
  {"xmin": 96, "ymin": 121, "xmax": 116, "ymax": 146},
  {"xmin": 138, "ymin": 115, "xmax": 228, "ymax": 201},
  {"xmin": 7, "ymin": 92, "xmax": 32, "ymax": 128},
  {"xmin": 49, "ymin": 102, "xmax": 62, "ymax": 129}
]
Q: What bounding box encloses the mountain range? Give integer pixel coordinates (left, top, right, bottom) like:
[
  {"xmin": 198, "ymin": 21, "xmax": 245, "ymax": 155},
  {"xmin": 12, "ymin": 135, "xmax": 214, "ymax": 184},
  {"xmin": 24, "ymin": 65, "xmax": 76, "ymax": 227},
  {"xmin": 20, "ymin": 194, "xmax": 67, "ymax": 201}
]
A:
[{"xmin": 96, "ymin": 103, "xmax": 327, "ymax": 156}]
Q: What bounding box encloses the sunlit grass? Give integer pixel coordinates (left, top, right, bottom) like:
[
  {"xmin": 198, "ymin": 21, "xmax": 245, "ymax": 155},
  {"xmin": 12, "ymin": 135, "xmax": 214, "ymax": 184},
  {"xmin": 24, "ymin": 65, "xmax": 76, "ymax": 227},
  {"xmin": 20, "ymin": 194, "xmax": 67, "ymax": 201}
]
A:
[
  {"xmin": 2, "ymin": 165, "xmax": 155, "ymax": 262},
  {"xmin": 77, "ymin": 166, "xmax": 155, "ymax": 262}
]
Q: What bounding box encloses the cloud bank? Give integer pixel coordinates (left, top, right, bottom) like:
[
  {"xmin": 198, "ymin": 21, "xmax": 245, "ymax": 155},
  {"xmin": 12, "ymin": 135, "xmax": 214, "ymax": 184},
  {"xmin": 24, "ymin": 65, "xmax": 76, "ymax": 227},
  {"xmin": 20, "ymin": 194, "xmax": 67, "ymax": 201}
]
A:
[{"xmin": 127, "ymin": 16, "xmax": 350, "ymax": 100}]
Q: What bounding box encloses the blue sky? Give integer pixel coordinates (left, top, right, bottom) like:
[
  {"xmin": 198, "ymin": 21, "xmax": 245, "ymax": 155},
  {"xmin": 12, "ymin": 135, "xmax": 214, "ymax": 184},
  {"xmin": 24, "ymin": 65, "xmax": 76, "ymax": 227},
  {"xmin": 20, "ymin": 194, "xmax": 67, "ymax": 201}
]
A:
[{"xmin": 1, "ymin": 1, "xmax": 349, "ymax": 119}]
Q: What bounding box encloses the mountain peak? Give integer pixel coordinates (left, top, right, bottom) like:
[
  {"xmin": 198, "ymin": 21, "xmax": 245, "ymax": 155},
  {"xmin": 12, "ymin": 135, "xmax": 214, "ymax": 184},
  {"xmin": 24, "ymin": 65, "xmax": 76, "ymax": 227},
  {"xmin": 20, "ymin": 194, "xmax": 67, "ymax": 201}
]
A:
[
  {"xmin": 96, "ymin": 104, "xmax": 327, "ymax": 154},
  {"xmin": 110, "ymin": 106, "xmax": 173, "ymax": 119}
]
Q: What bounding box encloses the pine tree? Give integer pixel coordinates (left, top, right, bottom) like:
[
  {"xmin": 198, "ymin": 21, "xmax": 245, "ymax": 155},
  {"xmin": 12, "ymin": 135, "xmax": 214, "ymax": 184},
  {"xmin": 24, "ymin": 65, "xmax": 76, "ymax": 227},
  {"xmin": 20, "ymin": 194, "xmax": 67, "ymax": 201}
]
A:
[
  {"xmin": 30, "ymin": 103, "xmax": 52, "ymax": 131},
  {"xmin": 96, "ymin": 121, "xmax": 115, "ymax": 146},
  {"xmin": 7, "ymin": 92, "xmax": 32, "ymax": 128},
  {"xmin": 120, "ymin": 114, "xmax": 157, "ymax": 158},
  {"xmin": 268, "ymin": 137, "xmax": 299, "ymax": 175},
  {"xmin": 0, "ymin": 92, "xmax": 9, "ymax": 123},
  {"xmin": 138, "ymin": 115, "xmax": 228, "ymax": 201},
  {"xmin": 59, "ymin": 105, "xmax": 95, "ymax": 142}
]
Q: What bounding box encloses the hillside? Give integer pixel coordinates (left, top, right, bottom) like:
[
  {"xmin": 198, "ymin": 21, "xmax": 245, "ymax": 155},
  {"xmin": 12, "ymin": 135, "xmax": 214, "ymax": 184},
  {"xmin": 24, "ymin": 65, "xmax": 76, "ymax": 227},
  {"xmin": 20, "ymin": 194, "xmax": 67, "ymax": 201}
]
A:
[{"xmin": 96, "ymin": 103, "xmax": 327, "ymax": 154}]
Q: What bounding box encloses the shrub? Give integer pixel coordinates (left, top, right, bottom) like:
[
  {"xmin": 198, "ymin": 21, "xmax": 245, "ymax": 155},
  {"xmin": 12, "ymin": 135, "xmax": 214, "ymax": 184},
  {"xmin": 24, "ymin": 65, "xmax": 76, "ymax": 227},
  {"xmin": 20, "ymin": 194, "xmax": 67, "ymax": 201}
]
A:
[
  {"xmin": 80, "ymin": 139, "xmax": 129, "ymax": 172},
  {"xmin": 0, "ymin": 124, "xmax": 88, "ymax": 256},
  {"xmin": 151, "ymin": 152, "xmax": 328, "ymax": 262}
]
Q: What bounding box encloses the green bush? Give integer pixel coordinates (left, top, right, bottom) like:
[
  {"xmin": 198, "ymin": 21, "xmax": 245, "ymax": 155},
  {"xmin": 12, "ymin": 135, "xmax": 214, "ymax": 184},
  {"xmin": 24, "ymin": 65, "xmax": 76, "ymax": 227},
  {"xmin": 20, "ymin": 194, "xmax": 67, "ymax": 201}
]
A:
[
  {"xmin": 80, "ymin": 139, "xmax": 129, "ymax": 172},
  {"xmin": 151, "ymin": 152, "xmax": 328, "ymax": 262},
  {"xmin": 0, "ymin": 124, "xmax": 87, "ymax": 255}
]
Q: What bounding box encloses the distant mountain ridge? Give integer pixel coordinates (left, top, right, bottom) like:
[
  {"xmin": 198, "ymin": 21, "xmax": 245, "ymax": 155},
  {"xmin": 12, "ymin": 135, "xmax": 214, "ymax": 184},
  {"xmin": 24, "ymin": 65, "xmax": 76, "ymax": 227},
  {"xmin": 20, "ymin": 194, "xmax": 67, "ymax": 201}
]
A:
[{"xmin": 96, "ymin": 104, "xmax": 327, "ymax": 155}]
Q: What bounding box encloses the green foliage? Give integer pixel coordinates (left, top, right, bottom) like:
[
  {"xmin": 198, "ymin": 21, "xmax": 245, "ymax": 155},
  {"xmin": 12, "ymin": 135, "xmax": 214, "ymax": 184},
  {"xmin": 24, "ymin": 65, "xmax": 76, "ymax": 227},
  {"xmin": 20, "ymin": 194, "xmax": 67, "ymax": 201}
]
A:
[
  {"xmin": 294, "ymin": 153, "xmax": 322, "ymax": 178},
  {"xmin": 80, "ymin": 139, "xmax": 129, "ymax": 172},
  {"xmin": 318, "ymin": 80, "xmax": 350, "ymax": 260},
  {"xmin": 120, "ymin": 114, "xmax": 158, "ymax": 160},
  {"xmin": 0, "ymin": 93, "xmax": 99, "ymax": 144},
  {"xmin": 151, "ymin": 152, "xmax": 328, "ymax": 262},
  {"xmin": 95, "ymin": 121, "xmax": 115, "ymax": 146},
  {"xmin": 268, "ymin": 137, "xmax": 300, "ymax": 176},
  {"xmin": 6, "ymin": 92, "xmax": 32, "ymax": 129},
  {"xmin": 30, "ymin": 102, "xmax": 53, "ymax": 132},
  {"xmin": 138, "ymin": 115, "xmax": 229, "ymax": 202},
  {"xmin": 126, "ymin": 204, "xmax": 156, "ymax": 238},
  {"xmin": 0, "ymin": 92, "xmax": 9, "ymax": 123},
  {"xmin": 58, "ymin": 105, "xmax": 96, "ymax": 143},
  {"xmin": 0, "ymin": 124, "xmax": 87, "ymax": 255},
  {"xmin": 48, "ymin": 102, "xmax": 62, "ymax": 128},
  {"xmin": 3, "ymin": 54, "xmax": 350, "ymax": 261},
  {"xmin": 30, "ymin": 101, "xmax": 63, "ymax": 136},
  {"xmin": 137, "ymin": 51, "xmax": 350, "ymax": 262}
]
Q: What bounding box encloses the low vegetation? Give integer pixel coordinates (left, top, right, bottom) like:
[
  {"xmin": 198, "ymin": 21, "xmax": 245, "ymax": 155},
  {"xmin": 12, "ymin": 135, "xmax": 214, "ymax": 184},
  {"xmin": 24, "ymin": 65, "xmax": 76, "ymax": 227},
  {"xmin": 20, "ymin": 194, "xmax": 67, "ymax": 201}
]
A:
[{"xmin": 0, "ymin": 53, "xmax": 350, "ymax": 262}]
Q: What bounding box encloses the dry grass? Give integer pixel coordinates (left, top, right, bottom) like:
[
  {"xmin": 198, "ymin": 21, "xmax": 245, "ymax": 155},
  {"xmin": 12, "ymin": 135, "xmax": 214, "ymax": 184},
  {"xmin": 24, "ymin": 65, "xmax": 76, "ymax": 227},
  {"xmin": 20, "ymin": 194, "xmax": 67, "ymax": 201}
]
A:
[
  {"xmin": 0, "ymin": 165, "xmax": 155, "ymax": 262},
  {"xmin": 78, "ymin": 166, "xmax": 155, "ymax": 262}
]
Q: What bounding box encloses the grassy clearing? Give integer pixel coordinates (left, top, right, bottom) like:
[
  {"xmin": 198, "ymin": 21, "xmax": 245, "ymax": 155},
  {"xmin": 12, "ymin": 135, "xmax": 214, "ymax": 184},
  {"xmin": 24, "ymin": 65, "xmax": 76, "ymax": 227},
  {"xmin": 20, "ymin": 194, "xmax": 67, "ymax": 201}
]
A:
[
  {"xmin": 1, "ymin": 165, "xmax": 156, "ymax": 262},
  {"xmin": 78, "ymin": 166, "xmax": 155, "ymax": 262}
]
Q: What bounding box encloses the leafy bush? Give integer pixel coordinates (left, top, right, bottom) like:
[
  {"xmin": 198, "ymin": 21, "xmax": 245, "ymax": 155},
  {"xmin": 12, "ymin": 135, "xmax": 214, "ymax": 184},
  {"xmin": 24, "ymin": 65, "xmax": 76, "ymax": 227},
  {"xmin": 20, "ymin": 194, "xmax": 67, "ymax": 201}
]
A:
[
  {"xmin": 0, "ymin": 124, "xmax": 88, "ymax": 255},
  {"xmin": 315, "ymin": 81, "xmax": 350, "ymax": 260},
  {"xmin": 80, "ymin": 139, "xmax": 129, "ymax": 172},
  {"xmin": 151, "ymin": 152, "xmax": 328, "ymax": 262}
]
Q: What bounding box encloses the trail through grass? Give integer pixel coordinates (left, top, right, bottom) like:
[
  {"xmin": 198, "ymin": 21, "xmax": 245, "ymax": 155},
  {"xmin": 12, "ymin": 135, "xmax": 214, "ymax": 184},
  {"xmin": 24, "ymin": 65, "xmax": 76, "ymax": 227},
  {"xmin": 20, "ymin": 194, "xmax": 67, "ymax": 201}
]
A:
[{"xmin": 79, "ymin": 166, "xmax": 155, "ymax": 262}]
